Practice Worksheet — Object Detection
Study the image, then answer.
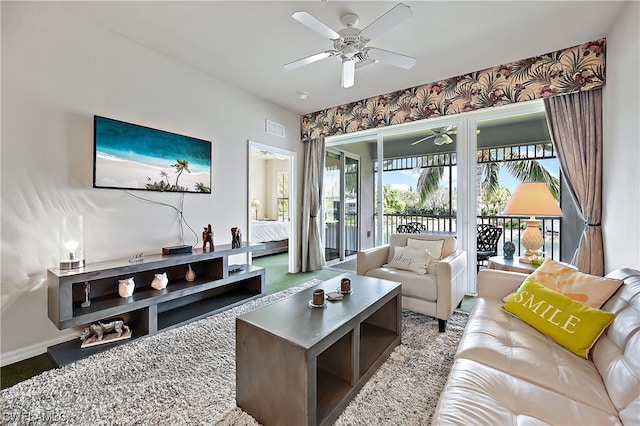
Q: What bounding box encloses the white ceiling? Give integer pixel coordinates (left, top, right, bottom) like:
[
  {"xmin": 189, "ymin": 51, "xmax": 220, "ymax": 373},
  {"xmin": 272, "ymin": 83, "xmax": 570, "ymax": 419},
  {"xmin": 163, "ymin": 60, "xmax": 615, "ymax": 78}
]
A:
[{"xmin": 60, "ymin": 1, "xmax": 626, "ymax": 115}]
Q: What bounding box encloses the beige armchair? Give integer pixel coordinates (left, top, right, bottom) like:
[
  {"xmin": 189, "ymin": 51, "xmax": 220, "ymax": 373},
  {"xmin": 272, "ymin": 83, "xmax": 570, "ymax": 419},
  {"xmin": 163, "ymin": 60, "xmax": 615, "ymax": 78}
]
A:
[{"xmin": 357, "ymin": 233, "xmax": 467, "ymax": 332}]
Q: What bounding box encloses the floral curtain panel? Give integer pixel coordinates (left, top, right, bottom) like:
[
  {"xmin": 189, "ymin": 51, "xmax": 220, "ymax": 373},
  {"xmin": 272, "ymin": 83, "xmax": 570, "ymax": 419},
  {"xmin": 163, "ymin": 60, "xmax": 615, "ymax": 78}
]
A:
[{"xmin": 300, "ymin": 39, "xmax": 605, "ymax": 141}]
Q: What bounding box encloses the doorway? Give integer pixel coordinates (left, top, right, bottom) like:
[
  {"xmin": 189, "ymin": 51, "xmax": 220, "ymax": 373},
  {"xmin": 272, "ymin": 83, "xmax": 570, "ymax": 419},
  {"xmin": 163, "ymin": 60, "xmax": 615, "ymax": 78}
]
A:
[{"xmin": 247, "ymin": 141, "xmax": 296, "ymax": 273}]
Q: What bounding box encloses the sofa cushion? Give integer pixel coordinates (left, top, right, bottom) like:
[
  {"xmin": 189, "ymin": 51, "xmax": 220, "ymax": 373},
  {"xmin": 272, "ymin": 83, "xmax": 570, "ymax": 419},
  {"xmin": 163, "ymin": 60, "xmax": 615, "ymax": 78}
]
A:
[
  {"xmin": 386, "ymin": 234, "xmax": 456, "ymax": 264},
  {"xmin": 503, "ymin": 279, "xmax": 615, "ymax": 358},
  {"xmin": 455, "ymin": 297, "xmax": 618, "ymax": 413},
  {"xmin": 384, "ymin": 245, "xmax": 432, "ymax": 274},
  {"xmin": 527, "ymin": 259, "xmax": 623, "ymax": 308},
  {"xmin": 432, "ymin": 358, "xmax": 621, "ymax": 426},
  {"xmin": 365, "ymin": 267, "xmax": 437, "ymax": 301},
  {"xmin": 406, "ymin": 238, "xmax": 444, "ymax": 274}
]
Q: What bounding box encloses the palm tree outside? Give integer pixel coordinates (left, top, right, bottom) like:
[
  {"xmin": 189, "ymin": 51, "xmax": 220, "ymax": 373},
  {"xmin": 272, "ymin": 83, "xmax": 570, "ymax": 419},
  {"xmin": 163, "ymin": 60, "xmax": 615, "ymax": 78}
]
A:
[{"xmin": 416, "ymin": 145, "xmax": 560, "ymax": 213}]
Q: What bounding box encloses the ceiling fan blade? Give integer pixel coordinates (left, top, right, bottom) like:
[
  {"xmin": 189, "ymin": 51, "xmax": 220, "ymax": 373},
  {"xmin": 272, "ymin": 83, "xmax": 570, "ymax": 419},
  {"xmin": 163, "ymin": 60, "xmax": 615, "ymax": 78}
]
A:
[
  {"xmin": 292, "ymin": 11, "xmax": 341, "ymax": 40},
  {"xmin": 355, "ymin": 58, "xmax": 376, "ymax": 69},
  {"xmin": 360, "ymin": 3, "xmax": 413, "ymax": 41},
  {"xmin": 410, "ymin": 134, "xmax": 435, "ymax": 146},
  {"xmin": 367, "ymin": 47, "xmax": 416, "ymax": 69},
  {"xmin": 342, "ymin": 59, "xmax": 356, "ymax": 88},
  {"xmin": 283, "ymin": 51, "xmax": 334, "ymax": 70}
]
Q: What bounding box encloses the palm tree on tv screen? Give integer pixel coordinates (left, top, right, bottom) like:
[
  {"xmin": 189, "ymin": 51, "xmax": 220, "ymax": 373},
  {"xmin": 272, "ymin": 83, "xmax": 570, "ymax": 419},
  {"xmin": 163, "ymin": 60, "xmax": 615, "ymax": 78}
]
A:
[{"xmin": 172, "ymin": 159, "xmax": 190, "ymax": 190}]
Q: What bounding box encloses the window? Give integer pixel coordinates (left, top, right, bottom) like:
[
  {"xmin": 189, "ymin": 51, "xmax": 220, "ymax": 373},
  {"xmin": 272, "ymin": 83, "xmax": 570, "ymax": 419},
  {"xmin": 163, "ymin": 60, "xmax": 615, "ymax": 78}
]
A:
[{"xmin": 277, "ymin": 171, "xmax": 289, "ymax": 221}]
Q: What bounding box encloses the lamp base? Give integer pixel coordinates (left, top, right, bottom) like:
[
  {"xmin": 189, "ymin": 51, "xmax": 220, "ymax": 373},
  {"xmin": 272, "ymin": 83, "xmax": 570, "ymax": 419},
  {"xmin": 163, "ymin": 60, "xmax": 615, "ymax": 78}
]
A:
[
  {"xmin": 521, "ymin": 219, "xmax": 544, "ymax": 257},
  {"xmin": 519, "ymin": 255, "xmax": 539, "ymax": 264},
  {"xmin": 60, "ymin": 259, "xmax": 85, "ymax": 270}
]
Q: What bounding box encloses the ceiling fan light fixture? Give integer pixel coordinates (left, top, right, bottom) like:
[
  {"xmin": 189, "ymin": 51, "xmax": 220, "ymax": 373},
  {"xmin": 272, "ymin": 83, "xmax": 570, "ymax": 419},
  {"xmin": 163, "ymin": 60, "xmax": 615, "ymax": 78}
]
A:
[
  {"xmin": 433, "ymin": 134, "xmax": 453, "ymax": 146},
  {"xmin": 342, "ymin": 59, "xmax": 355, "ymax": 88}
]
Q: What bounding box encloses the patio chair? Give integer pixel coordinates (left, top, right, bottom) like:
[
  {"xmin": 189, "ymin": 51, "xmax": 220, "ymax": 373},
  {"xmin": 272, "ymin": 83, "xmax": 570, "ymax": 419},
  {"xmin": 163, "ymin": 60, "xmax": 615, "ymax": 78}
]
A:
[
  {"xmin": 396, "ymin": 224, "xmax": 415, "ymax": 233},
  {"xmin": 476, "ymin": 224, "xmax": 503, "ymax": 272},
  {"xmin": 407, "ymin": 222, "xmax": 427, "ymax": 233}
]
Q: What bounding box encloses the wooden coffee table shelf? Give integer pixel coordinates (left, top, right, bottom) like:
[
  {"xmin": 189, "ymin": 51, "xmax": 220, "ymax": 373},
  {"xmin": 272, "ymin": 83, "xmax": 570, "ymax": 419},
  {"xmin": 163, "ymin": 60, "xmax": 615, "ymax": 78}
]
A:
[{"xmin": 236, "ymin": 273, "xmax": 401, "ymax": 426}]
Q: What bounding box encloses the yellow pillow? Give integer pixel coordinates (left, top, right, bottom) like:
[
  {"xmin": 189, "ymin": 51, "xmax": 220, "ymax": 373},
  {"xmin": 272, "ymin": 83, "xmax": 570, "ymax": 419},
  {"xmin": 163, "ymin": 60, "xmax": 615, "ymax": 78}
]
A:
[
  {"xmin": 528, "ymin": 259, "xmax": 623, "ymax": 308},
  {"xmin": 503, "ymin": 279, "xmax": 615, "ymax": 359}
]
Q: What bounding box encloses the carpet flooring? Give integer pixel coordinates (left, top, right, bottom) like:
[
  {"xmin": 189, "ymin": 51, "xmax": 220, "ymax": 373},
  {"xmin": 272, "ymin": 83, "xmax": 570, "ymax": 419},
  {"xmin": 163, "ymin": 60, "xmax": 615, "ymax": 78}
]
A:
[
  {"xmin": 0, "ymin": 254, "xmax": 341, "ymax": 389},
  {"xmin": 1, "ymin": 279, "xmax": 468, "ymax": 425}
]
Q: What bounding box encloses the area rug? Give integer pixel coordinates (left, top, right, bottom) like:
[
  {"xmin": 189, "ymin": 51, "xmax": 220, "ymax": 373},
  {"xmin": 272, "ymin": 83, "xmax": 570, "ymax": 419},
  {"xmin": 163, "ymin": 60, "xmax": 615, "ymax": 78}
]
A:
[{"xmin": 0, "ymin": 279, "xmax": 467, "ymax": 426}]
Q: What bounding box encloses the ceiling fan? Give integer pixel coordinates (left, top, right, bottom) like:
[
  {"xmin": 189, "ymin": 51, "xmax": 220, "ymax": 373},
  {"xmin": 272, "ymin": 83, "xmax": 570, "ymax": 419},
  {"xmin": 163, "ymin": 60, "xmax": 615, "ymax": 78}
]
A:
[
  {"xmin": 411, "ymin": 126, "xmax": 457, "ymax": 146},
  {"xmin": 283, "ymin": 3, "xmax": 416, "ymax": 89},
  {"xmin": 411, "ymin": 126, "xmax": 481, "ymax": 146}
]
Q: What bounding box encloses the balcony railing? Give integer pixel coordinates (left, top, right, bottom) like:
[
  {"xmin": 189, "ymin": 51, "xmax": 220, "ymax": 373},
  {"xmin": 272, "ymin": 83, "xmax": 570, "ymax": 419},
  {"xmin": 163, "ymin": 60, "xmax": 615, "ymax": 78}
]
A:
[{"xmin": 378, "ymin": 213, "xmax": 561, "ymax": 261}]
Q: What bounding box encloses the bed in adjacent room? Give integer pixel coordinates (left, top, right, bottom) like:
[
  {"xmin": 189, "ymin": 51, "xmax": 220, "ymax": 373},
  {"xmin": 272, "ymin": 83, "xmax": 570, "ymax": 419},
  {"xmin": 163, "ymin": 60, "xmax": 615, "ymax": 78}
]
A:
[{"xmin": 251, "ymin": 220, "xmax": 290, "ymax": 257}]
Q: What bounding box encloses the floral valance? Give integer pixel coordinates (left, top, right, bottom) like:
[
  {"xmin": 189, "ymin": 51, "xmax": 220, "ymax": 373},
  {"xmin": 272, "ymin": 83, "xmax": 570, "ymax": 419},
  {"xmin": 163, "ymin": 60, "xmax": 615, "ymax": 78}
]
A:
[{"xmin": 300, "ymin": 38, "xmax": 605, "ymax": 142}]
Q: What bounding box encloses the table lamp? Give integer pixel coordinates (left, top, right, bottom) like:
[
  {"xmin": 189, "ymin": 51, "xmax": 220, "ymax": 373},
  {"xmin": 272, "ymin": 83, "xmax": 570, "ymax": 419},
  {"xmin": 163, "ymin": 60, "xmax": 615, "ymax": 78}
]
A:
[
  {"xmin": 59, "ymin": 215, "xmax": 85, "ymax": 270},
  {"xmin": 502, "ymin": 182, "xmax": 562, "ymax": 263},
  {"xmin": 251, "ymin": 199, "xmax": 261, "ymax": 220}
]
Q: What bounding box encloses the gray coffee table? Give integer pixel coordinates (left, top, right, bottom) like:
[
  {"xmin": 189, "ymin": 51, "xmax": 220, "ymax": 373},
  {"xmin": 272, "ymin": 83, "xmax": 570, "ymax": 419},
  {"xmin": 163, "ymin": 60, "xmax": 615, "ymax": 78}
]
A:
[{"xmin": 236, "ymin": 273, "xmax": 401, "ymax": 426}]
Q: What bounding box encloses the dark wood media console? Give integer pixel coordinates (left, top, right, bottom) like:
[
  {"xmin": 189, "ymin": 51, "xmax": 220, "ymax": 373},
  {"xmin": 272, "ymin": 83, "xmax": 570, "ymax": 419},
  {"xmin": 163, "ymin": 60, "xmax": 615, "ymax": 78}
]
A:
[{"xmin": 47, "ymin": 242, "xmax": 265, "ymax": 366}]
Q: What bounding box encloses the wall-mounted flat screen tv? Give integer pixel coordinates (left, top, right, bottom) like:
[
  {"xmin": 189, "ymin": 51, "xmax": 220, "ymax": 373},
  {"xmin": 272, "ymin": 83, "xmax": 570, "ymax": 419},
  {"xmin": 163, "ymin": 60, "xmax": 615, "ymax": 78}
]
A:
[{"xmin": 93, "ymin": 116, "xmax": 211, "ymax": 193}]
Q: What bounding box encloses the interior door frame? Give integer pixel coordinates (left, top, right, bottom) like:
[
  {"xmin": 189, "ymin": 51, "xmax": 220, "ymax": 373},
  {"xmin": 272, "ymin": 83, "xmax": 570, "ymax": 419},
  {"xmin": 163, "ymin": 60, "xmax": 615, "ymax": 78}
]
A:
[{"xmin": 247, "ymin": 140, "xmax": 297, "ymax": 273}]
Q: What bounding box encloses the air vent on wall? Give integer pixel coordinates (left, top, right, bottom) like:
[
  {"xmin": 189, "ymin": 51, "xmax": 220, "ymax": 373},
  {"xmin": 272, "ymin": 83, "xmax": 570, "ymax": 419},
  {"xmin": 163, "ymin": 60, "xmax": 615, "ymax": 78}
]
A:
[{"xmin": 265, "ymin": 119, "xmax": 285, "ymax": 137}]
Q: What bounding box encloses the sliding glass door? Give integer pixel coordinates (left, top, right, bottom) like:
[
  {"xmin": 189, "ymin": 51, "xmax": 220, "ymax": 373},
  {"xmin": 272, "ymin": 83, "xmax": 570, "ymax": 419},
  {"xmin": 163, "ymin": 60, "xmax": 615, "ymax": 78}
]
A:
[
  {"xmin": 324, "ymin": 150, "xmax": 359, "ymax": 262},
  {"xmin": 344, "ymin": 155, "xmax": 359, "ymax": 257}
]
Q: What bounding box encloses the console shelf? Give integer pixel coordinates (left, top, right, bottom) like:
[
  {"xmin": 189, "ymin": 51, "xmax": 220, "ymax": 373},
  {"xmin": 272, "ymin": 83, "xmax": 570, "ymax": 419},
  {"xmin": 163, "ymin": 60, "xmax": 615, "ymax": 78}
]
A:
[{"xmin": 47, "ymin": 243, "xmax": 265, "ymax": 366}]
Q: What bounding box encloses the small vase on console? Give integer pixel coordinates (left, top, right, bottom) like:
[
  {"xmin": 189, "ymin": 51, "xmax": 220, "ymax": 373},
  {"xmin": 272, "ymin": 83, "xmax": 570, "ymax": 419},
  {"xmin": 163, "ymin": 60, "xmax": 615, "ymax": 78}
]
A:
[{"xmin": 185, "ymin": 264, "xmax": 196, "ymax": 282}]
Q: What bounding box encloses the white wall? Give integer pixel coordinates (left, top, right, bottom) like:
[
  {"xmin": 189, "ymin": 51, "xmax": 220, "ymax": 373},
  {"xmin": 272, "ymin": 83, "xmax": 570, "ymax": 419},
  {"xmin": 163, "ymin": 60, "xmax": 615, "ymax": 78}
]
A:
[
  {"xmin": 602, "ymin": 1, "xmax": 640, "ymax": 272},
  {"xmin": 0, "ymin": 3, "xmax": 303, "ymax": 364}
]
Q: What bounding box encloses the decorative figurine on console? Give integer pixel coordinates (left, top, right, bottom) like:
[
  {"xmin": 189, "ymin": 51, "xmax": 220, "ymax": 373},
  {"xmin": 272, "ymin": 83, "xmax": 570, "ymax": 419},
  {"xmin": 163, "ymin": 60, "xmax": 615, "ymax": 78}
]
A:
[
  {"xmin": 81, "ymin": 281, "xmax": 91, "ymax": 308},
  {"xmin": 151, "ymin": 272, "xmax": 168, "ymax": 290},
  {"xmin": 79, "ymin": 319, "xmax": 131, "ymax": 348},
  {"xmin": 203, "ymin": 224, "xmax": 214, "ymax": 252},
  {"xmin": 118, "ymin": 277, "xmax": 135, "ymax": 298},
  {"xmin": 231, "ymin": 227, "xmax": 242, "ymax": 249}
]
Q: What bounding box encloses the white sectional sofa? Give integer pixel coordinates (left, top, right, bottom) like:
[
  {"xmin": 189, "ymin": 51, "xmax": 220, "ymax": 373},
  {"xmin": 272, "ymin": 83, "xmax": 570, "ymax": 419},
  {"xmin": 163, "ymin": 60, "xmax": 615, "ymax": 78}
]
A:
[{"xmin": 432, "ymin": 267, "xmax": 640, "ymax": 425}]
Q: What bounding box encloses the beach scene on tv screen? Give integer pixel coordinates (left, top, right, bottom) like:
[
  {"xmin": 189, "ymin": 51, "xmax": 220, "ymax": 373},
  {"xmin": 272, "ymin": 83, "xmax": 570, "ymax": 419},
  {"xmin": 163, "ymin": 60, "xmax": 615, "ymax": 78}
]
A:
[{"xmin": 94, "ymin": 117, "xmax": 211, "ymax": 193}]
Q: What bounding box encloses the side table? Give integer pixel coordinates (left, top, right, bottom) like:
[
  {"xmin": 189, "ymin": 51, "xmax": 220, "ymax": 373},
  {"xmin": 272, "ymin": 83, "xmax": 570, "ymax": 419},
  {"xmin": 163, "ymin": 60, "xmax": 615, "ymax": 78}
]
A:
[{"xmin": 487, "ymin": 256, "xmax": 537, "ymax": 274}]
